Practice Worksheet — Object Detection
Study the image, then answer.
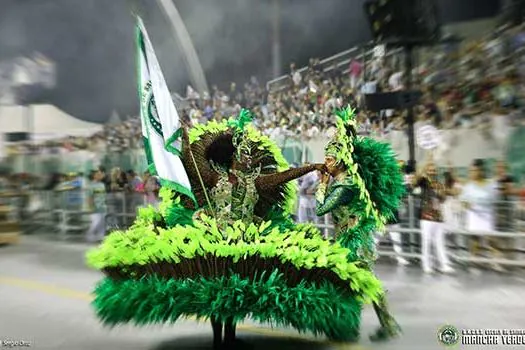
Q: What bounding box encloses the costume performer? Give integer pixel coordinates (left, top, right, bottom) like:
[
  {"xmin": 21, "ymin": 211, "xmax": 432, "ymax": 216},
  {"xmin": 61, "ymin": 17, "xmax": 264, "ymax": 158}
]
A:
[
  {"xmin": 315, "ymin": 107, "xmax": 405, "ymax": 341},
  {"xmin": 86, "ymin": 110, "xmax": 384, "ymax": 348}
]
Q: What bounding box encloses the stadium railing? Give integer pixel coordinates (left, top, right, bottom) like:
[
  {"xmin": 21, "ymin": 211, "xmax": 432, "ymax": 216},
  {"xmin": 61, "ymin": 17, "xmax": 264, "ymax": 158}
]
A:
[
  {"xmin": 2, "ymin": 189, "xmax": 525, "ymax": 269},
  {"xmin": 266, "ymin": 47, "xmax": 358, "ymax": 92},
  {"xmin": 265, "ymin": 44, "xmax": 403, "ymax": 92}
]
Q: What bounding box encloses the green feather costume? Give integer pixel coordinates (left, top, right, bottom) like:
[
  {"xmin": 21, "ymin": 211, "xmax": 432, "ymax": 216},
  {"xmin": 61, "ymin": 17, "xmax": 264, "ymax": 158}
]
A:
[
  {"xmin": 86, "ymin": 110, "xmax": 384, "ymax": 347},
  {"xmin": 316, "ymin": 106, "xmax": 405, "ymax": 341}
]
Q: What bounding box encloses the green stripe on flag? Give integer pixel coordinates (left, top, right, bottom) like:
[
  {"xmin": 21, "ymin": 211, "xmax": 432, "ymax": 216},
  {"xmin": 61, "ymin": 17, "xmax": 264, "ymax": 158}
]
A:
[
  {"xmin": 159, "ymin": 178, "xmax": 197, "ymax": 206},
  {"xmin": 142, "ymin": 136, "xmax": 157, "ymax": 174},
  {"xmin": 165, "ymin": 128, "xmax": 182, "ymax": 156}
]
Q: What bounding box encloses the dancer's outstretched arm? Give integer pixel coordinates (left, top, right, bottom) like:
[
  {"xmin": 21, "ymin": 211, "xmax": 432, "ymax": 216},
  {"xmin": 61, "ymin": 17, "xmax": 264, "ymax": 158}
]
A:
[
  {"xmin": 315, "ymin": 183, "xmax": 348, "ymax": 216},
  {"xmin": 255, "ymin": 164, "xmax": 323, "ymax": 192}
]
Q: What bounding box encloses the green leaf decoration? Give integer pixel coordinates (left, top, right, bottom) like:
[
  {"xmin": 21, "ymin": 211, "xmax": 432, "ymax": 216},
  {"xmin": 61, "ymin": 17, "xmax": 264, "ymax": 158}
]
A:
[
  {"xmin": 227, "ymin": 109, "xmax": 254, "ymax": 132},
  {"xmin": 188, "ymin": 120, "xmax": 229, "ymax": 144},
  {"xmin": 335, "ymin": 105, "xmax": 356, "ymax": 124}
]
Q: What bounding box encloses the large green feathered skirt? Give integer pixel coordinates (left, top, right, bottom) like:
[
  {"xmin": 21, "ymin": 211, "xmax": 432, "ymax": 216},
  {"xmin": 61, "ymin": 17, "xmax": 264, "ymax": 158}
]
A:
[{"xmin": 86, "ymin": 196, "xmax": 384, "ymax": 342}]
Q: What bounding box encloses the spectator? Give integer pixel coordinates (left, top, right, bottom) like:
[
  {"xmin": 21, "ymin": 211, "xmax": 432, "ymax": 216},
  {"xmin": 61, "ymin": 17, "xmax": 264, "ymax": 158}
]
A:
[
  {"xmin": 297, "ymin": 167, "xmax": 318, "ymax": 223},
  {"xmin": 414, "ymin": 160, "xmax": 454, "ymax": 274},
  {"xmin": 109, "ymin": 167, "xmax": 124, "ymax": 192},
  {"xmin": 492, "ymin": 160, "xmax": 517, "ymax": 268},
  {"xmin": 460, "ymin": 159, "xmax": 499, "ymax": 270},
  {"xmin": 135, "ymin": 171, "xmax": 151, "ymax": 193},
  {"xmin": 86, "ymin": 168, "xmax": 107, "ymax": 243},
  {"xmin": 107, "ymin": 167, "xmax": 125, "ymax": 228},
  {"xmin": 349, "ymin": 58, "xmax": 362, "ymax": 89},
  {"xmin": 126, "ymin": 170, "xmax": 142, "ymax": 192},
  {"xmin": 494, "ymin": 160, "xmax": 516, "ymax": 232},
  {"xmin": 43, "ymin": 172, "xmax": 62, "ymax": 191},
  {"xmin": 290, "ymin": 63, "xmax": 302, "ymax": 87},
  {"xmin": 388, "ymin": 69, "xmax": 403, "ymax": 91},
  {"xmin": 144, "ymin": 176, "xmax": 161, "ymax": 208},
  {"xmin": 443, "ymin": 168, "xmax": 463, "ymax": 232}
]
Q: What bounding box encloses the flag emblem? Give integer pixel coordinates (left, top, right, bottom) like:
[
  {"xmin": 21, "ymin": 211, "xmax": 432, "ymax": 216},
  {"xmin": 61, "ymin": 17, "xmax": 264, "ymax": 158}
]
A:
[{"xmin": 146, "ymin": 89, "xmax": 163, "ymax": 137}]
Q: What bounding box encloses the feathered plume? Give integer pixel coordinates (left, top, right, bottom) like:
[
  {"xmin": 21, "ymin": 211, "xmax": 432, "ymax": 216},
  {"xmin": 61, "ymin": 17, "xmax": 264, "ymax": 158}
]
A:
[
  {"xmin": 335, "ymin": 105, "xmax": 356, "ymax": 123},
  {"xmin": 227, "ymin": 109, "xmax": 254, "ymax": 132},
  {"xmin": 335, "ymin": 106, "xmax": 357, "ymax": 137}
]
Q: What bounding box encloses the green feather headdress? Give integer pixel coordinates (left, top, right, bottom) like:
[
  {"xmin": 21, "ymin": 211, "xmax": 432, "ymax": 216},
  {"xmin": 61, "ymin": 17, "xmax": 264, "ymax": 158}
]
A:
[
  {"xmin": 325, "ymin": 106, "xmax": 358, "ymax": 166},
  {"xmin": 227, "ymin": 108, "xmax": 253, "ymax": 132},
  {"xmin": 227, "ymin": 109, "xmax": 254, "ymax": 160}
]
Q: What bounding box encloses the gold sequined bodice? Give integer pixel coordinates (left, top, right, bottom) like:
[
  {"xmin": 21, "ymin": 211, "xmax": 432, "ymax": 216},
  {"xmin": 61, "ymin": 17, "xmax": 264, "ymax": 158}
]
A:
[{"xmin": 210, "ymin": 164, "xmax": 261, "ymax": 226}]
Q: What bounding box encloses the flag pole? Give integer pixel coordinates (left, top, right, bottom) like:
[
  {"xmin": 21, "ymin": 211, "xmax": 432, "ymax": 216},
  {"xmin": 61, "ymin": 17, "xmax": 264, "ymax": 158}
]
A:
[{"xmin": 127, "ymin": 0, "xmax": 139, "ymax": 17}]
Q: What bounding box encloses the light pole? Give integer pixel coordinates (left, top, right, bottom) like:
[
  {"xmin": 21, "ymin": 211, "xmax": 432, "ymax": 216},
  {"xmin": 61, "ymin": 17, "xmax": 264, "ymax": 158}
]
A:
[
  {"xmin": 156, "ymin": 0, "xmax": 209, "ymax": 95},
  {"xmin": 404, "ymin": 44, "xmax": 416, "ymax": 170},
  {"xmin": 271, "ymin": 0, "xmax": 282, "ymax": 78}
]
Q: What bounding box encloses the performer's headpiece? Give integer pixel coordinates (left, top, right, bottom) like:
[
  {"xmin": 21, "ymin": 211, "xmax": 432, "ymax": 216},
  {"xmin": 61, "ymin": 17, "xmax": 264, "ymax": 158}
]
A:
[
  {"xmin": 227, "ymin": 109, "xmax": 254, "ymax": 162},
  {"xmin": 324, "ymin": 106, "xmax": 358, "ymax": 167}
]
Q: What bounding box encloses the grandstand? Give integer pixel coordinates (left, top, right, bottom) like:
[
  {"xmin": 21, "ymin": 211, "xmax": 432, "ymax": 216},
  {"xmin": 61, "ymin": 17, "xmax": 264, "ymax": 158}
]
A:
[{"xmin": 1, "ymin": 18, "xmax": 523, "ymax": 180}]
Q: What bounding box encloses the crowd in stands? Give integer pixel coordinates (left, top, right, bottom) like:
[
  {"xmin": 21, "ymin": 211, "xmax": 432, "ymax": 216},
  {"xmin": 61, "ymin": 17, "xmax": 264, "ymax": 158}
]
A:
[{"xmin": 4, "ymin": 23, "xmax": 525, "ymax": 158}]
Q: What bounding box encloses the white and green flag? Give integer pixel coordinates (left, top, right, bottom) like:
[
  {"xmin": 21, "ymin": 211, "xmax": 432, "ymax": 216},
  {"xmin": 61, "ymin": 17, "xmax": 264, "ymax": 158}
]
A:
[{"xmin": 136, "ymin": 17, "xmax": 193, "ymax": 200}]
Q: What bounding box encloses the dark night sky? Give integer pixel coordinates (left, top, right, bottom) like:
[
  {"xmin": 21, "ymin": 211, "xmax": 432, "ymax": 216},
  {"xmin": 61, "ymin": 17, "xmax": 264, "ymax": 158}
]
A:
[{"xmin": 0, "ymin": 0, "xmax": 501, "ymax": 122}]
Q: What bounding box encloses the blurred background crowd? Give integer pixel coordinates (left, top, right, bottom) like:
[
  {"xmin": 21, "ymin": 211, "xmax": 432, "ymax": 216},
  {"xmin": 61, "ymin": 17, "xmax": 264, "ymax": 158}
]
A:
[{"xmin": 4, "ymin": 23, "xmax": 525, "ymax": 157}]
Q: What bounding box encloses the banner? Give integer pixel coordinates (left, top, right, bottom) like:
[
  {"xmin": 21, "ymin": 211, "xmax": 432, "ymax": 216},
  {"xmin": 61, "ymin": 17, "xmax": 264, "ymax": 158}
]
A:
[{"xmin": 136, "ymin": 17, "xmax": 193, "ymax": 200}]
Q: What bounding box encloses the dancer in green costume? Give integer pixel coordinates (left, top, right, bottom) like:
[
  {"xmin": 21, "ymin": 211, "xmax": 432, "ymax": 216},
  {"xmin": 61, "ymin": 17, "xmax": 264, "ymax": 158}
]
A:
[
  {"xmin": 86, "ymin": 109, "xmax": 384, "ymax": 348},
  {"xmin": 316, "ymin": 106, "xmax": 405, "ymax": 341}
]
